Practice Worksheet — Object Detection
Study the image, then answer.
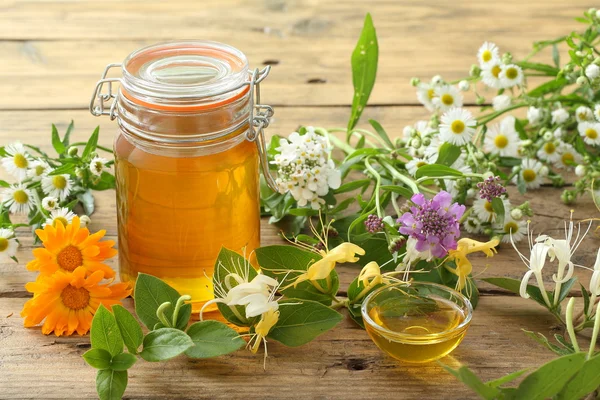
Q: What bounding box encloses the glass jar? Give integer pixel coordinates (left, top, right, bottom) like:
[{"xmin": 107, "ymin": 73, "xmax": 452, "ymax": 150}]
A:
[{"xmin": 89, "ymin": 41, "xmax": 275, "ymax": 312}]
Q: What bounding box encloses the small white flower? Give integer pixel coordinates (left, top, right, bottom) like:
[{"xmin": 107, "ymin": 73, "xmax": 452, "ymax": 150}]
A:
[
  {"xmin": 483, "ymin": 116, "xmax": 519, "ymax": 157},
  {"xmin": 439, "ymin": 107, "xmax": 477, "ymax": 146},
  {"xmin": 594, "ymin": 104, "xmax": 600, "ymax": 121},
  {"xmin": 585, "ymin": 64, "xmax": 600, "ymax": 80},
  {"xmin": 406, "ymin": 157, "xmax": 431, "ymax": 177},
  {"xmin": 555, "ymin": 143, "xmax": 582, "ymax": 169},
  {"xmin": 552, "ymin": 127, "xmax": 563, "ymax": 139},
  {"xmin": 26, "ymin": 159, "xmax": 50, "ymax": 182},
  {"xmin": 497, "ymin": 217, "xmax": 527, "ymax": 244},
  {"xmin": 578, "ymin": 121, "xmax": 600, "ymax": 145},
  {"xmin": 1, "ymin": 142, "xmax": 32, "ymax": 181},
  {"xmin": 492, "ymin": 95, "xmax": 511, "ymax": 111},
  {"xmin": 416, "ymin": 83, "xmax": 436, "ymax": 111},
  {"xmin": 89, "ymin": 157, "xmax": 108, "ymax": 176},
  {"xmin": 477, "ymin": 42, "xmax": 500, "ymax": 68},
  {"xmin": 551, "ymin": 108, "xmax": 570, "ymax": 125},
  {"xmin": 45, "ymin": 207, "xmax": 76, "ymax": 227},
  {"xmin": 458, "ymin": 80, "xmax": 470, "ymax": 91},
  {"xmin": 463, "ymin": 215, "xmax": 483, "ymax": 234},
  {"xmin": 575, "ymin": 106, "xmax": 594, "ymax": 122},
  {"xmin": 575, "ymin": 164, "xmax": 586, "ymax": 177},
  {"xmin": 514, "ymin": 158, "xmax": 546, "ymax": 189},
  {"xmin": 481, "ymin": 61, "xmax": 504, "ymax": 89},
  {"xmin": 41, "ymin": 196, "xmax": 59, "ymax": 211},
  {"xmin": 527, "ymin": 107, "xmax": 543, "ymax": 125},
  {"xmin": 432, "ymin": 84, "xmax": 463, "ymax": 111},
  {"xmin": 41, "ymin": 173, "xmax": 73, "ymax": 201},
  {"xmin": 499, "ymin": 64, "xmax": 524, "ymax": 87},
  {"xmin": 431, "ymin": 75, "xmax": 443, "ymax": 85},
  {"xmin": 0, "ymin": 228, "xmax": 18, "ymax": 262},
  {"xmin": 510, "ymin": 208, "xmax": 523, "ymax": 220},
  {"xmin": 536, "ymin": 141, "xmax": 560, "ymax": 163},
  {"xmin": 473, "ymin": 197, "xmax": 510, "ymax": 223},
  {"xmin": 2, "ymin": 184, "xmax": 34, "ymax": 215}
]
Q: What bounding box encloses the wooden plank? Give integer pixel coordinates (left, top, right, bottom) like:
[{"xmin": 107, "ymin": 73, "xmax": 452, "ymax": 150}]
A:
[
  {"xmin": 0, "ymin": 0, "xmax": 590, "ymax": 108},
  {"xmin": 0, "ymin": 295, "xmax": 575, "ymax": 400}
]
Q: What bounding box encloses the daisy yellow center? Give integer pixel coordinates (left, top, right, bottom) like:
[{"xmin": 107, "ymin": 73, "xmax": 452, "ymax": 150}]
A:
[
  {"xmin": 505, "ymin": 67, "xmax": 518, "ymax": 80},
  {"xmin": 441, "ymin": 94, "xmax": 454, "ymax": 106},
  {"xmin": 578, "ymin": 112, "xmax": 589, "ymax": 121},
  {"xmin": 13, "ymin": 153, "xmax": 28, "ymax": 169},
  {"xmin": 451, "ymin": 120, "xmax": 465, "ymax": 134},
  {"xmin": 57, "ymin": 245, "xmax": 83, "ymax": 272},
  {"xmin": 522, "ymin": 169, "xmax": 537, "ymax": 182},
  {"xmin": 492, "ymin": 65, "xmax": 501, "ymax": 78},
  {"xmin": 35, "ymin": 165, "xmax": 45, "ymax": 175},
  {"xmin": 482, "ymin": 50, "xmax": 492, "ymax": 62},
  {"xmin": 0, "ymin": 238, "xmax": 8, "ymax": 252},
  {"xmin": 53, "ymin": 217, "xmax": 69, "ymax": 227},
  {"xmin": 504, "ymin": 221, "xmax": 519, "ymax": 234},
  {"xmin": 585, "ymin": 128, "xmax": 598, "ymax": 139},
  {"xmin": 416, "ymin": 161, "xmax": 427, "ymax": 168},
  {"xmin": 544, "ymin": 142, "xmax": 556, "ymax": 154},
  {"xmin": 13, "ymin": 189, "xmax": 29, "ymax": 204},
  {"xmin": 52, "ymin": 175, "xmax": 67, "ymax": 189},
  {"xmin": 484, "ymin": 201, "xmax": 494, "ymax": 212},
  {"xmin": 494, "ymin": 135, "xmax": 508, "ymax": 148},
  {"xmin": 427, "ymin": 88, "xmax": 435, "ymax": 100},
  {"xmin": 561, "ymin": 153, "xmax": 574, "ymax": 164},
  {"xmin": 61, "ymin": 285, "xmax": 90, "ymax": 310}
]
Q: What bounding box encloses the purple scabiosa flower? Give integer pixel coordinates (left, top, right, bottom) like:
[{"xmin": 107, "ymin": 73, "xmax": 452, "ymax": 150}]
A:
[
  {"xmin": 477, "ymin": 176, "xmax": 507, "ymax": 202},
  {"xmin": 365, "ymin": 214, "xmax": 384, "ymax": 234},
  {"xmin": 398, "ymin": 191, "xmax": 465, "ymax": 258}
]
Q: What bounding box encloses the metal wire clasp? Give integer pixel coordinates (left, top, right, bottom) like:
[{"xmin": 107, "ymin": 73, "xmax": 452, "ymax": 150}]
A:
[{"xmin": 89, "ymin": 63, "xmax": 121, "ymax": 120}]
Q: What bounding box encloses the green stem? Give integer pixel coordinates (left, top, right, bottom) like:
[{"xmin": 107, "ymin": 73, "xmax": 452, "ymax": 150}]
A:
[
  {"xmin": 172, "ymin": 295, "xmax": 191, "ymax": 327},
  {"xmin": 566, "ymin": 298, "xmax": 581, "ymax": 353},
  {"xmin": 327, "ymin": 133, "xmax": 356, "ymax": 154},
  {"xmin": 588, "ymin": 301, "xmax": 600, "ymax": 359},
  {"xmin": 378, "ymin": 157, "xmax": 420, "ymax": 194},
  {"xmin": 156, "ymin": 302, "xmax": 173, "ymax": 328},
  {"xmin": 228, "ymin": 305, "xmax": 248, "ymax": 324},
  {"xmin": 364, "ymin": 157, "xmax": 382, "ymax": 217},
  {"xmin": 69, "ymin": 142, "xmax": 114, "ymax": 154}
]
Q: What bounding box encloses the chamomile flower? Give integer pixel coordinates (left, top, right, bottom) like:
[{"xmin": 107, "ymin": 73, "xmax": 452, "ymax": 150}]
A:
[
  {"xmin": 45, "ymin": 207, "xmax": 76, "ymax": 227},
  {"xmin": 497, "ymin": 217, "xmax": 527, "ymax": 243},
  {"xmin": 514, "ymin": 158, "xmax": 546, "ymax": 189},
  {"xmin": 481, "ymin": 61, "xmax": 504, "ymax": 89},
  {"xmin": 41, "ymin": 196, "xmax": 58, "ymax": 211},
  {"xmin": 473, "ymin": 197, "xmax": 510, "ymax": 223},
  {"xmin": 578, "ymin": 121, "xmax": 600, "ymax": 145},
  {"xmin": 406, "ymin": 157, "xmax": 431, "ymax": 177},
  {"xmin": 477, "ymin": 42, "xmax": 500, "ymax": 68},
  {"xmin": 499, "ymin": 64, "xmax": 523, "ymax": 87},
  {"xmin": 594, "ymin": 104, "xmax": 600, "ymax": 121},
  {"xmin": 2, "ymin": 184, "xmax": 34, "ymax": 215},
  {"xmin": 576, "ymin": 106, "xmax": 594, "ymax": 122},
  {"xmin": 551, "ymin": 108, "xmax": 569, "ymax": 125},
  {"xmin": 27, "ymin": 159, "xmax": 51, "ymax": 182},
  {"xmin": 0, "ymin": 228, "xmax": 18, "ymax": 262},
  {"xmin": 41, "ymin": 173, "xmax": 73, "ymax": 201},
  {"xmin": 432, "ymin": 85, "xmax": 463, "ymax": 111},
  {"xmin": 492, "ymin": 95, "xmax": 511, "ymax": 111},
  {"xmin": 439, "ymin": 107, "xmax": 476, "ymax": 146},
  {"xmin": 527, "ymin": 107, "xmax": 543, "ymax": 125},
  {"xmin": 536, "ymin": 140, "xmax": 561, "ymax": 163},
  {"xmin": 483, "ymin": 116, "xmax": 519, "ymax": 157},
  {"xmin": 1, "ymin": 142, "xmax": 32, "ymax": 181},
  {"xmin": 89, "ymin": 157, "xmax": 108, "ymax": 176},
  {"xmin": 554, "ymin": 143, "xmax": 582, "ymax": 169},
  {"xmin": 586, "ymin": 64, "xmax": 600, "ymax": 80},
  {"xmin": 463, "ymin": 215, "xmax": 483, "ymax": 234},
  {"xmin": 416, "ymin": 83, "xmax": 436, "ymax": 111}
]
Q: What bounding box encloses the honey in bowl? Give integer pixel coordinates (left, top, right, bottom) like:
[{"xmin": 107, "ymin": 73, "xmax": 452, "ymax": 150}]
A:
[{"xmin": 362, "ymin": 282, "xmax": 472, "ymax": 363}]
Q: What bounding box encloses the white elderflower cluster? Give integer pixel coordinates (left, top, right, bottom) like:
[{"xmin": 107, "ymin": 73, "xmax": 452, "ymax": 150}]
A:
[{"xmin": 271, "ymin": 127, "xmax": 341, "ymax": 209}]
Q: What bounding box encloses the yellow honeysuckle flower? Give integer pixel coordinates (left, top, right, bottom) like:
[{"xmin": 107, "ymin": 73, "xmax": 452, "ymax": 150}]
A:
[
  {"xmin": 446, "ymin": 238, "xmax": 499, "ymax": 291},
  {"xmin": 250, "ymin": 308, "xmax": 280, "ymax": 355},
  {"xmin": 358, "ymin": 261, "xmax": 383, "ymax": 287}
]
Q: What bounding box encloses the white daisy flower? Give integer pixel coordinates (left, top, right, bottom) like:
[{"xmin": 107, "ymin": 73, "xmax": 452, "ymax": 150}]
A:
[
  {"xmin": 551, "ymin": 108, "xmax": 570, "ymax": 124},
  {"xmin": 578, "ymin": 121, "xmax": 600, "ymax": 145},
  {"xmin": 477, "ymin": 42, "xmax": 500, "ymax": 68},
  {"xmin": 406, "ymin": 157, "xmax": 431, "ymax": 177},
  {"xmin": 481, "ymin": 61, "xmax": 504, "ymax": 89},
  {"xmin": 89, "ymin": 156, "xmax": 108, "ymax": 176},
  {"xmin": 576, "ymin": 106, "xmax": 594, "ymax": 122},
  {"xmin": 554, "ymin": 143, "xmax": 582, "ymax": 169},
  {"xmin": 413, "ymin": 120, "xmax": 435, "ymax": 138},
  {"xmin": 497, "ymin": 217, "xmax": 527, "ymax": 243},
  {"xmin": 416, "ymin": 83, "xmax": 436, "ymax": 111},
  {"xmin": 0, "ymin": 228, "xmax": 18, "ymax": 262},
  {"xmin": 27, "ymin": 159, "xmax": 51, "ymax": 182},
  {"xmin": 586, "ymin": 64, "xmax": 600, "ymax": 80},
  {"xmin": 536, "ymin": 141, "xmax": 560, "ymax": 163},
  {"xmin": 492, "ymin": 95, "xmax": 511, "ymax": 111},
  {"xmin": 1, "ymin": 142, "xmax": 32, "ymax": 181},
  {"xmin": 41, "ymin": 173, "xmax": 73, "ymax": 201},
  {"xmin": 2, "ymin": 184, "xmax": 34, "ymax": 215},
  {"xmin": 41, "ymin": 196, "xmax": 59, "ymax": 211},
  {"xmin": 514, "ymin": 158, "xmax": 546, "ymax": 189},
  {"xmin": 45, "ymin": 207, "xmax": 76, "ymax": 227},
  {"xmin": 553, "ymin": 127, "xmax": 564, "ymax": 139},
  {"xmin": 483, "ymin": 116, "xmax": 519, "ymax": 157},
  {"xmin": 473, "ymin": 197, "xmax": 511, "ymax": 223},
  {"xmin": 432, "ymin": 85, "xmax": 463, "ymax": 111},
  {"xmin": 527, "ymin": 107, "xmax": 543, "ymax": 125},
  {"xmin": 499, "ymin": 64, "xmax": 524, "ymax": 87},
  {"xmin": 594, "ymin": 104, "xmax": 600, "ymax": 122},
  {"xmin": 439, "ymin": 107, "xmax": 477, "ymax": 146},
  {"xmin": 463, "ymin": 215, "xmax": 483, "ymax": 234}
]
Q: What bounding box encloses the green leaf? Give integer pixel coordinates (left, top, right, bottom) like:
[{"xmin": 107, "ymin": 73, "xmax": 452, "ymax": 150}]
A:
[
  {"xmin": 82, "ymin": 348, "xmax": 112, "ymax": 370},
  {"xmin": 110, "ymin": 352, "xmax": 137, "ymax": 371},
  {"xmin": 347, "ymin": 13, "xmax": 378, "ymax": 133},
  {"xmin": 487, "ymin": 368, "xmax": 530, "ymax": 388},
  {"xmin": 83, "ymin": 126, "xmax": 100, "ymax": 159},
  {"xmin": 267, "ymin": 299, "xmax": 343, "ymax": 347},
  {"xmin": 91, "ymin": 305, "xmax": 124, "ymax": 357},
  {"xmin": 556, "ymin": 355, "xmax": 600, "ymax": 400},
  {"xmin": 442, "ymin": 364, "xmax": 500, "ymax": 400},
  {"xmin": 517, "ymin": 61, "xmax": 560, "ymax": 76},
  {"xmin": 0, "ymin": 180, "xmax": 10, "ymax": 188},
  {"xmin": 415, "ymin": 164, "xmax": 463, "ymax": 179},
  {"xmin": 134, "ymin": 273, "xmax": 191, "ymax": 331},
  {"xmin": 514, "ymin": 353, "xmax": 586, "ymax": 400},
  {"xmin": 112, "ymin": 305, "xmax": 143, "ymax": 354},
  {"xmin": 528, "ymin": 77, "xmax": 569, "ymax": 97},
  {"xmin": 90, "ymin": 172, "xmax": 116, "ymax": 191},
  {"xmin": 48, "ymin": 163, "xmax": 75, "ymax": 176},
  {"xmin": 482, "ymin": 277, "xmax": 549, "ymax": 309},
  {"xmin": 380, "ymin": 184, "xmax": 415, "ymax": 198},
  {"xmin": 491, "ymin": 197, "xmax": 505, "ymax": 225},
  {"xmin": 51, "ymin": 124, "xmax": 66, "ymax": 155},
  {"xmin": 435, "ymin": 143, "xmax": 462, "ymax": 166},
  {"xmin": 522, "ymin": 330, "xmax": 573, "ymax": 356},
  {"xmin": 514, "ymin": 118, "xmax": 528, "ymax": 140},
  {"xmin": 287, "ymin": 208, "xmax": 319, "ymax": 217},
  {"xmin": 63, "ymin": 120, "xmax": 75, "ymax": 147},
  {"xmin": 185, "ymin": 320, "xmax": 245, "ymax": 358},
  {"xmin": 552, "ymin": 44, "xmax": 560, "ymax": 68},
  {"xmin": 139, "ymin": 328, "xmax": 194, "ymax": 362},
  {"xmin": 334, "ymin": 179, "xmax": 371, "ymax": 194},
  {"xmin": 96, "ymin": 369, "xmax": 127, "ymax": 400},
  {"xmin": 77, "ymin": 190, "xmax": 95, "ymax": 215},
  {"xmin": 552, "ymin": 277, "xmax": 577, "ymax": 305},
  {"xmin": 581, "ymin": 284, "xmax": 591, "ymax": 313},
  {"xmin": 369, "ymin": 119, "xmax": 394, "ymax": 149}
]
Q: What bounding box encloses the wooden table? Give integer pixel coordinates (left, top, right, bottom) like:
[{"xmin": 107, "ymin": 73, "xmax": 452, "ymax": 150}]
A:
[{"xmin": 0, "ymin": 1, "xmax": 598, "ymax": 398}]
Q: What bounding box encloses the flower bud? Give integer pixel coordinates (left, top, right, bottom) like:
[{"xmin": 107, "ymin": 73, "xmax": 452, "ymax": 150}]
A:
[
  {"xmin": 561, "ymin": 190, "xmax": 575, "ymax": 205},
  {"xmin": 594, "ymin": 57, "xmax": 600, "ymax": 65},
  {"xmin": 589, "ymin": 7, "xmax": 597, "ymax": 15},
  {"xmin": 501, "ymin": 52, "xmax": 513, "ymax": 64},
  {"xmin": 466, "ymin": 188, "xmax": 476, "ymax": 198},
  {"xmin": 75, "ymin": 167, "xmax": 85, "ymax": 178},
  {"xmin": 482, "ymin": 171, "xmax": 494, "ymax": 179},
  {"xmin": 510, "ymin": 208, "xmax": 523, "ymax": 220},
  {"xmin": 458, "ymin": 80, "xmax": 470, "ymax": 91},
  {"xmin": 431, "ymin": 75, "xmax": 443, "ymax": 85},
  {"xmin": 410, "ymin": 77, "xmax": 421, "ymax": 87},
  {"xmin": 80, "ymin": 215, "xmax": 92, "ymax": 228},
  {"xmin": 543, "ymin": 131, "xmax": 553, "ymax": 141},
  {"xmin": 540, "ymin": 166, "xmax": 549, "ymax": 176},
  {"xmin": 388, "ymin": 237, "xmax": 407, "ymax": 254},
  {"xmin": 422, "ymin": 137, "xmax": 431, "ymax": 146},
  {"xmin": 470, "ymin": 65, "xmax": 482, "ymax": 77},
  {"xmin": 576, "ymin": 76, "xmax": 587, "ymax": 86},
  {"xmin": 575, "ymin": 165, "xmax": 586, "ymax": 177},
  {"xmin": 476, "ymin": 95, "xmax": 485, "ymax": 105},
  {"xmin": 486, "ymin": 162, "xmax": 496, "ymax": 171},
  {"xmin": 576, "ymin": 50, "xmax": 585, "ymax": 58},
  {"xmin": 410, "ymin": 137, "xmax": 422, "ymax": 148},
  {"xmin": 518, "ymin": 201, "xmax": 534, "ymax": 217},
  {"xmin": 564, "ymin": 64, "xmax": 574, "ymax": 73},
  {"xmin": 67, "ymin": 146, "xmax": 78, "ymax": 157},
  {"xmin": 475, "ymin": 151, "xmax": 485, "ymax": 160}
]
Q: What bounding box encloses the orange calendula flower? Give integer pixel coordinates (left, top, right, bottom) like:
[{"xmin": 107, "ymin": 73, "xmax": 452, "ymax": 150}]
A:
[
  {"xmin": 26, "ymin": 216, "xmax": 117, "ymax": 278},
  {"xmin": 21, "ymin": 267, "xmax": 131, "ymax": 336}
]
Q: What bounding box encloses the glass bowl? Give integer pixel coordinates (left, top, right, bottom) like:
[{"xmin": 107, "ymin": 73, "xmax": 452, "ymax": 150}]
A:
[{"xmin": 361, "ymin": 281, "xmax": 473, "ymax": 363}]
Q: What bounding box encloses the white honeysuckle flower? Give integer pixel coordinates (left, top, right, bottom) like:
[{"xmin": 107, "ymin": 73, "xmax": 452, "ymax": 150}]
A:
[
  {"xmin": 590, "ymin": 248, "xmax": 600, "ymax": 296},
  {"xmin": 498, "ymin": 217, "xmax": 527, "ymax": 244},
  {"xmin": 89, "ymin": 157, "xmax": 109, "ymax": 176},
  {"xmin": 576, "ymin": 106, "xmax": 594, "ymax": 122},
  {"xmin": 481, "ymin": 61, "xmax": 504, "ymax": 89},
  {"xmin": 41, "ymin": 173, "xmax": 73, "ymax": 201},
  {"xmin": 484, "ymin": 116, "xmax": 519, "ymax": 157},
  {"xmin": 585, "ymin": 64, "xmax": 600, "ymax": 80},
  {"xmin": 554, "ymin": 143, "xmax": 582, "ymax": 169},
  {"xmin": 536, "ymin": 140, "xmax": 561, "ymax": 163},
  {"xmin": 594, "ymin": 104, "xmax": 600, "ymax": 121},
  {"xmin": 432, "ymin": 84, "xmax": 463, "ymax": 111},
  {"xmin": 2, "ymin": 184, "xmax": 34, "ymax": 215},
  {"xmin": 551, "ymin": 108, "xmax": 570, "ymax": 124},
  {"xmin": 492, "ymin": 95, "xmax": 511, "ymax": 111},
  {"xmin": 45, "ymin": 207, "xmax": 76, "ymax": 227},
  {"xmin": 578, "ymin": 121, "xmax": 600, "ymax": 145},
  {"xmin": 477, "ymin": 42, "xmax": 500, "ymax": 68},
  {"xmin": 1, "ymin": 142, "xmax": 32, "ymax": 182},
  {"xmin": 514, "ymin": 241, "xmax": 551, "ymax": 304},
  {"xmin": 27, "ymin": 159, "xmax": 50, "ymax": 182},
  {"xmin": 514, "ymin": 158, "xmax": 546, "ymax": 189},
  {"xmin": 0, "ymin": 228, "xmax": 18, "ymax": 262},
  {"xmin": 416, "ymin": 83, "xmax": 436, "ymax": 111},
  {"xmin": 499, "ymin": 64, "xmax": 524, "ymax": 87},
  {"xmin": 527, "ymin": 107, "xmax": 543, "ymax": 125},
  {"xmin": 41, "ymin": 196, "xmax": 58, "ymax": 211},
  {"xmin": 439, "ymin": 107, "xmax": 476, "ymax": 146}
]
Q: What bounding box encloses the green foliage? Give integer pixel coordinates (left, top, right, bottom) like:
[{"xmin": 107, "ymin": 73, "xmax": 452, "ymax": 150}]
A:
[
  {"xmin": 139, "ymin": 328, "xmax": 194, "ymax": 362},
  {"xmin": 112, "ymin": 305, "xmax": 143, "ymax": 354},
  {"xmin": 96, "ymin": 369, "xmax": 128, "ymax": 400},
  {"xmin": 185, "ymin": 321, "xmax": 246, "ymax": 359},
  {"xmin": 90, "ymin": 305, "xmax": 124, "ymax": 357},
  {"xmin": 134, "ymin": 273, "xmax": 191, "ymax": 331}
]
